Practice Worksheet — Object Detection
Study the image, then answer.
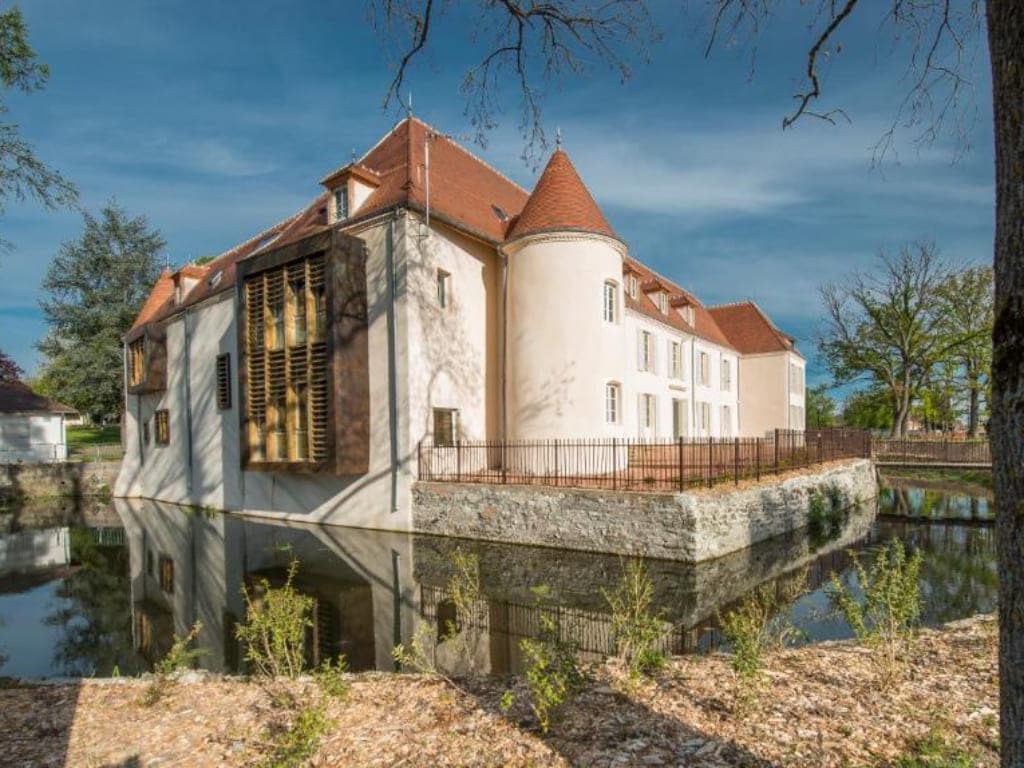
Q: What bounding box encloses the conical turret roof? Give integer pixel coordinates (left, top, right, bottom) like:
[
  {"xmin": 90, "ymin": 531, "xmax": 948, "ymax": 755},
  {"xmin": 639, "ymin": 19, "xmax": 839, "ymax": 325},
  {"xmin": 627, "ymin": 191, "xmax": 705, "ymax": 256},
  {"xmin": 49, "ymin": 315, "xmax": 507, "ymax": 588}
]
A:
[{"xmin": 506, "ymin": 149, "xmax": 616, "ymax": 241}]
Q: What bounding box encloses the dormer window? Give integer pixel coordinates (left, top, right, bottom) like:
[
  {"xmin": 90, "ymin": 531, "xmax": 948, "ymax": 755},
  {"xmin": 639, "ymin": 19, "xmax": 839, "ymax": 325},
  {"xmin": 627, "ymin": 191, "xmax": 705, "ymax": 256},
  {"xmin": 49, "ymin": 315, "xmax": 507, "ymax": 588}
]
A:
[
  {"xmin": 657, "ymin": 292, "xmax": 668, "ymax": 314},
  {"xmin": 334, "ymin": 187, "xmax": 349, "ymax": 222},
  {"xmin": 627, "ymin": 274, "xmax": 639, "ymax": 299}
]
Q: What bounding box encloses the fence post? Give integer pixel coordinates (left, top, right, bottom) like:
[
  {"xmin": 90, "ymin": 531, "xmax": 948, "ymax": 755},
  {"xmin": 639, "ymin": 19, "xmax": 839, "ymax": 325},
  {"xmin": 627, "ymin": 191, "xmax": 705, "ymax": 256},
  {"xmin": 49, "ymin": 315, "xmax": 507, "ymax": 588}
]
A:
[
  {"xmin": 417, "ymin": 438, "xmax": 422, "ymax": 480},
  {"xmin": 456, "ymin": 440, "xmax": 462, "ymax": 483},
  {"xmin": 734, "ymin": 437, "xmax": 739, "ymax": 486},
  {"xmin": 554, "ymin": 439, "xmax": 559, "ymax": 486},
  {"xmin": 677, "ymin": 436, "xmax": 684, "ymax": 492},
  {"xmin": 816, "ymin": 432, "xmax": 822, "ymax": 466},
  {"xmin": 773, "ymin": 429, "xmax": 780, "ymax": 475},
  {"xmin": 612, "ymin": 438, "xmax": 618, "ymax": 490},
  {"xmin": 707, "ymin": 437, "xmax": 714, "ymax": 489},
  {"xmin": 755, "ymin": 438, "xmax": 761, "ymax": 481}
]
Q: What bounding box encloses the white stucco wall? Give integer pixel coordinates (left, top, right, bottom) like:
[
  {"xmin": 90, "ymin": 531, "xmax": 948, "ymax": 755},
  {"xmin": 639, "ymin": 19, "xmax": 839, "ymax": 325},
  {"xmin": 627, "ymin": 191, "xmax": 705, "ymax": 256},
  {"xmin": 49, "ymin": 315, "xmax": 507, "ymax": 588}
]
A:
[{"xmin": 0, "ymin": 413, "xmax": 67, "ymax": 462}]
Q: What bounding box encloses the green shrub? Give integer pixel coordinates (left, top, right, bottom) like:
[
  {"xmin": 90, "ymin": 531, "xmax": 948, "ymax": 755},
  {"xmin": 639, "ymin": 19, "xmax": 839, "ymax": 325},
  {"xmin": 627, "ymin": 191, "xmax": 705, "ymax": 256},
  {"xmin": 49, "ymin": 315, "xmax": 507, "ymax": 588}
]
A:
[
  {"xmin": 143, "ymin": 621, "xmax": 205, "ymax": 706},
  {"xmin": 719, "ymin": 570, "xmax": 808, "ymax": 706},
  {"xmin": 827, "ymin": 539, "xmax": 923, "ymax": 683},
  {"xmin": 314, "ymin": 656, "xmax": 349, "ymax": 700},
  {"xmin": 892, "ymin": 730, "xmax": 973, "ymax": 768},
  {"xmin": 520, "ymin": 609, "xmax": 584, "ymax": 733},
  {"xmin": 236, "ymin": 559, "xmax": 314, "ymax": 678},
  {"xmin": 257, "ymin": 702, "xmax": 330, "ymax": 768},
  {"xmin": 808, "ymin": 490, "xmax": 830, "ymax": 530},
  {"xmin": 602, "ymin": 556, "xmax": 667, "ymax": 678},
  {"xmin": 442, "ymin": 549, "xmax": 488, "ymax": 675}
]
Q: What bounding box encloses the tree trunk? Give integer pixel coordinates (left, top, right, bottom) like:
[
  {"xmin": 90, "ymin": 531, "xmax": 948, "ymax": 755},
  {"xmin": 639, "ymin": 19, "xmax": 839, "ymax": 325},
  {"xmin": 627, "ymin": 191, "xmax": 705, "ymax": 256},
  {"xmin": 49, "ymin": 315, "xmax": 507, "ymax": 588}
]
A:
[
  {"xmin": 968, "ymin": 381, "xmax": 980, "ymax": 438},
  {"xmin": 987, "ymin": 2, "xmax": 1024, "ymax": 766}
]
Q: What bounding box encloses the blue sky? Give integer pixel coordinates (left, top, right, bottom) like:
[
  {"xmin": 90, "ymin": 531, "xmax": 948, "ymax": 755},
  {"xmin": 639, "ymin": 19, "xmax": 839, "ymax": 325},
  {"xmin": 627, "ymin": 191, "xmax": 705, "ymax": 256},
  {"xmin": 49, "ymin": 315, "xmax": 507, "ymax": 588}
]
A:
[{"xmin": 2, "ymin": 1, "xmax": 994, "ymax": 398}]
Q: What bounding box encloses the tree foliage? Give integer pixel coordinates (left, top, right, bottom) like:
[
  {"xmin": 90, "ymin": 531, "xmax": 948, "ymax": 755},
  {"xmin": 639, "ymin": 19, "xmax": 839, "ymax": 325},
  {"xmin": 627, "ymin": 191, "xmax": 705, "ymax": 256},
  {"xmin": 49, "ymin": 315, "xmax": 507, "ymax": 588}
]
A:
[
  {"xmin": 0, "ymin": 6, "xmax": 77, "ymax": 245},
  {"xmin": 0, "ymin": 347, "xmax": 21, "ymax": 381},
  {"xmin": 36, "ymin": 203, "xmax": 164, "ymax": 420},
  {"xmin": 841, "ymin": 387, "xmax": 894, "ymax": 431},
  {"xmin": 805, "ymin": 383, "xmax": 837, "ymax": 428},
  {"xmin": 937, "ymin": 266, "xmax": 993, "ymax": 436}
]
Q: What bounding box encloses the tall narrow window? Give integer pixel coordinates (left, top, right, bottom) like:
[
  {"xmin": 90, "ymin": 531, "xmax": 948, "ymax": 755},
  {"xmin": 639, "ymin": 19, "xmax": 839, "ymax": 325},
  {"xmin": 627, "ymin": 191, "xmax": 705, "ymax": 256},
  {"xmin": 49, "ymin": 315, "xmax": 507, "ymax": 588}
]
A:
[
  {"xmin": 436, "ymin": 269, "xmax": 450, "ymax": 309},
  {"xmin": 605, "ymin": 383, "xmax": 620, "ymax": 424},
  {"xmin": 433, "ymin": 408, "xmax": 459, "ymax": 447},
  {"xmin": 128, "ymin": 338, "xmax": 145, "ymax": 386},
  {"xmin": 640, "ymin": 394, "xmax": 657, "ymax": 432},
  {"xmin": 669, "ymin": 341, "xmax": 682, "ymax": 379},
  {"xmin": 334, "ymin": 186, "xmax": 349, "ymax": 222},
  {"xmin": 657, "ymin": 292, "xmax": 668, "ymax": 314},
  {"xmin": 698, "ymin": 352, "xmax": 710, "ymax": 386},
  {"xmin": 638, "ymin": 331, "xmax": 654, "ymax": 372},
  {"xmin": 244, "ymin": 254, "xmax": 329, "ymax": 465},
  {"xmin": 698, "ymin": 402, "xmax": 711, "ymax": 435},
  {"xmin": 216, "ymin": 354, "xmax": 232, "ymax": 410},
  {"xmin": 626, "ymin": 275, "xmax": 639, "ymax": 299},
  {"xmin": 721, "ymin": 359, "xmax": 731, "ymax": 391},
  {"xmin": 721, "ymin": 405, "xmax": 732, "ymax": 437},
  {"xmin": 603, "ymin": 281, "xmax": 618, "ymax": 323},
  {"xmin": 154, "ymin": 410, "xmax": 170, "ymax": 445},
  {"xmin": 672, "ymin": 398, "xmax": 688, "ymax": 438},
  {"xmin": 159, "ymin": 556, "xmax": 174, "ymax": 593}
]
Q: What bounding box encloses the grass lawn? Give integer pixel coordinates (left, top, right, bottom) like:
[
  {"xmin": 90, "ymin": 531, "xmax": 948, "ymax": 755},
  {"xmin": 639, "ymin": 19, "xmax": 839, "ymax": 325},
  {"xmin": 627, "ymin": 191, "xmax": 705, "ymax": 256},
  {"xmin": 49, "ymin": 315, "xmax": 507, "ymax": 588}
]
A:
[
  {"xmin": 880, "ymin": 466, "xmax": 993, "ymax": 491},
  {"xmin": 66, "ymin": 425, "xmax": 122, "ymax": 448}
]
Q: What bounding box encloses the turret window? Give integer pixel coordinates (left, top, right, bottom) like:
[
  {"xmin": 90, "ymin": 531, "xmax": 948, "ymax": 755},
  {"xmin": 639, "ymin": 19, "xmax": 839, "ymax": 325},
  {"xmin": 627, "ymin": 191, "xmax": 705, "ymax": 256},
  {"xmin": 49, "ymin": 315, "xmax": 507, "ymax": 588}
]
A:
[{"xmin": 603, "ymin": 280, "xmax": 618, "ymax": 323}]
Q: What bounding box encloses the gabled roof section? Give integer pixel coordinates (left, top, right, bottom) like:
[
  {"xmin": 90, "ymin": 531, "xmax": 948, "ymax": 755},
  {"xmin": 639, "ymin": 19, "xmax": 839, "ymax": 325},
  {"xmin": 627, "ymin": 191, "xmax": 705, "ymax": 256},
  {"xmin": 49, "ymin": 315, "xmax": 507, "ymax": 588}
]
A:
[
  {"xmin": 506, "ymin": 149, "xmax": 616, "ymax": 242},
  {"xmin": 130, "ymin": 269, "xmax": 174, "ymax": 330},
  {"xmin": 708, "ymin": 301, "xmax": 797, "ymax": 355},
  {"xmin": 349, "ymin": 117, "xmax": 529, "ymax": 242},
  {"xmin": 624, "ymin": 257, "xmax": 735, "ymax": 349},
  {"xmin": 0, "ymin": 380, "xmax": 76, "ymax": 414}
]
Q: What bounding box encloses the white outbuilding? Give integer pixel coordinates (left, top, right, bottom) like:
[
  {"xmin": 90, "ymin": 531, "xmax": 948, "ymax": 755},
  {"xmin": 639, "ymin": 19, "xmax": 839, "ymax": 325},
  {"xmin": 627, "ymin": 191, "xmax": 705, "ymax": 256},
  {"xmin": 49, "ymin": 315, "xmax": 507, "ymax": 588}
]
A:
[{"xmin": 0, "ymin": 381, "xmax": 77, "ymax": 463}]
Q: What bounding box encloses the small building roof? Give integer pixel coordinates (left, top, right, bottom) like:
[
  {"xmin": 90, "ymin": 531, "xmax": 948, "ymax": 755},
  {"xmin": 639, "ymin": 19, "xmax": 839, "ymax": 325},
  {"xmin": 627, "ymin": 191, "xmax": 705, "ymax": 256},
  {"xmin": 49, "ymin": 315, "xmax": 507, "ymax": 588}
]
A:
[
  {"xmin": 506, "ymin": 149, "xmax": 616, "ymax": 241},
  {"xmin": 0, "ymin": 381, "xmax": 77, "ymax": 414},
  {"xmin": 707, "ymin": 301, "xmax": 799, "ymax": 355}
]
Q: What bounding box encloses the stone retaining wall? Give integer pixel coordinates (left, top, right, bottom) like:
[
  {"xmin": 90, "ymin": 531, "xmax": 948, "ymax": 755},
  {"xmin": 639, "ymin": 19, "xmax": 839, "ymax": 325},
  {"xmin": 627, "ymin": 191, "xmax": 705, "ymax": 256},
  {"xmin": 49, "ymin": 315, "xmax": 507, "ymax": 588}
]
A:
[
  {"xmin": 0, "ymin": 461, "xmax": 120, "ymax": 502},
  {"xmin": 412, "ymin": 459, "xmax": 878, "ymax": 562}
]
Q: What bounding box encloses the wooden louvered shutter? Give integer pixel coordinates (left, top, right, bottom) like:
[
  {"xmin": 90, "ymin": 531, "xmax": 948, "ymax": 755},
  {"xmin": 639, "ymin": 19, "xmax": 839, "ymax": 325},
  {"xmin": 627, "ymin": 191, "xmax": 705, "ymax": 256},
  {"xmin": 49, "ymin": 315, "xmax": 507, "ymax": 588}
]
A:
[
  {"xmin": 308, "ymin": 255, "xmax": 329, "ymax": 461},
  {"xmin": 216, "ymin": 354, "xmax": 231, "ymax": 410},
  {"xmin": 245, "ymin": 277, "xmax": 266, "ymax": 459}
]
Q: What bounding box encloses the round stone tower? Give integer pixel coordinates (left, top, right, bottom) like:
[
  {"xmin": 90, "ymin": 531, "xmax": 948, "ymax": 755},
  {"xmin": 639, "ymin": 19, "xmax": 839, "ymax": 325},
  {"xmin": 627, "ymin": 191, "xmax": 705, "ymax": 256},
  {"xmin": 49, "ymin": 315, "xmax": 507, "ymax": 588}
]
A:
[{"xmin": 504, "ymin": 149, "xmax": 628, "ymax": 441}]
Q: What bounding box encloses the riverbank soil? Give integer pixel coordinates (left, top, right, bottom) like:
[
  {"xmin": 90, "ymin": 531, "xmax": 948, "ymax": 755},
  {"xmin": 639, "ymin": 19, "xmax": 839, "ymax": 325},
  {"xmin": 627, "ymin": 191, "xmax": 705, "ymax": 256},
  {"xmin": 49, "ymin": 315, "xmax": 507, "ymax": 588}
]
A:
[{"xmin": 0, "ymin": 616, "xmax": 997, "ymax": 767}]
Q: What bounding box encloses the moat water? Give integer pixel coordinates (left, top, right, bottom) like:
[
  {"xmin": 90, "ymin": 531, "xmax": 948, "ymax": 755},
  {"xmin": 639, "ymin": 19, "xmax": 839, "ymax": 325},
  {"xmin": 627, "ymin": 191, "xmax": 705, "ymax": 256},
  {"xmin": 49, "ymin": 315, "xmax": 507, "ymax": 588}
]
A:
[{"xmin": 0, "ymin": 480, "xmax": 996, "ymax": 678}]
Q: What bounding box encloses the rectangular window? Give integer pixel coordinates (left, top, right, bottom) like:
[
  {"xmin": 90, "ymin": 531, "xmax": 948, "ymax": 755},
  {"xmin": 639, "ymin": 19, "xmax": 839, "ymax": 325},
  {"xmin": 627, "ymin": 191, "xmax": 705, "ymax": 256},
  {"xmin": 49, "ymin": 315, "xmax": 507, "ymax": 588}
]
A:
[
  {"xmin": 698, "ymin": 352, "xmax": 710, "ymax": 386},
  {"xmin": 159, "ymin": 556, "xmax": 174, "ymax": 593},
  {"xmin": 790, "ymin": 404, "xmax": 805, "ymax": 429},
  {"xmin": 605, "ymin": 383, "xmax": 620, "ymax": 424},
  {"xmin": 698, "ymin": 401, "xmax": 711, "ymax": 435},
  {"xmin": 790, "ymin": 363, "xmax": 804, "ymax": 395},
  {"xmin": 672, "ymin": 398, "xmax": 688, "ymax": 438},
  {"xmin": 334, "ymin": 186, "xmax": 348, "ymax": 222},
  {"xmin": 603, "ymin": 281, "xmax": 617, "ymax": 323},
  {"xmin": 657, "ymin": 292, "xmax": 668, "ymax": 314},
  {"xmin": 721, "ymin": 405, "xmax": 732, "ymax": 437},
  {"xmin": 128, "ymin": 337, "xmax": 145, "ymax": 387},
  {"xmin": 216, "ymin": 354, "xmax": 232, "ymax": 410},
  {"xmin": 640, "ymin": 394, "xmax": 656, "ymax": 430},
  {"xmin": 244, "ymin": 254, "xmax": 329, "ymax": 465},
  {"xmin": 433, "ymin": 408, "xmax": 459, "ymax": 447},
  {"xmin": 638, "ymin": 331, "xmax": 654, "ymax": 372},
  {"xmin": 669, "ymin": 341, "xmax": 682, "ymax": 379},
  {"xmin": 721, "ymin": 359, "xmax": 731, "ymax": 391},
  {"xmin": 154, "ymin": 410, "xmax": 170, "ymax": 445},
  {"xmin": 436, "ymin": 268, "xmax": 450, "ymax": 308},
  {"xmin": 627, "ymin": 275, "xmax": 639, "ymax": 299}
]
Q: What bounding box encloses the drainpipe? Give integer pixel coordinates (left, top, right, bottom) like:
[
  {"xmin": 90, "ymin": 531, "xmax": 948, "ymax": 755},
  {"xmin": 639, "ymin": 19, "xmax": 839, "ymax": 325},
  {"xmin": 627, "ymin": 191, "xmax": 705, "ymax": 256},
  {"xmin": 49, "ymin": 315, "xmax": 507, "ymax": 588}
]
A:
[
  {"xmin": 497, "ymin": 245, "xmax": 509, "ymax": 444},
  {"xmin": 183, "ymin": 308, "xmax": 195, "ymax": 495},
  {"xmin": 385, "ymin": 212, "xmax": 400, "ymax": 513},
  {"xmin": 690, "ymin": 338, "xmax": 697, "ymax": 437}
]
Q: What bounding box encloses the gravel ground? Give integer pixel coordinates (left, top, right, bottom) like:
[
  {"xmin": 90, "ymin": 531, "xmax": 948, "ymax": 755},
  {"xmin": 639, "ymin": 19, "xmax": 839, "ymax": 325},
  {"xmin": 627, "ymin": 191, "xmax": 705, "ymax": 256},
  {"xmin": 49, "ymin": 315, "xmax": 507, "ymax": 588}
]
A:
[{"xmin": 0, "ymin": 615, "xmax": 998, "ymax": 767}]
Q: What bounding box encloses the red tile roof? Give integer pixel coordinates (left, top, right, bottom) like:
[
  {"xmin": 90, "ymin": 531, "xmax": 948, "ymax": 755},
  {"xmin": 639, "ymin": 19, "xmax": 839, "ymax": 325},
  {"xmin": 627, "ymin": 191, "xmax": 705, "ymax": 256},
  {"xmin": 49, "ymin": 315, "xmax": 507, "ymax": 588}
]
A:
[
  {"xmin": 708, "ymin": 301, "xmax": 797, "ymax": 355},
  {"xmin": 506, "ymin": 150, "xmax": 616, "ymax": 241},
  {"xmin": 0, "ymin": 380, "xmax": 76, "ymax": 414},
  {"xmin": 131, "ymin": 269, "xmax": 175, "ymax": 330}
]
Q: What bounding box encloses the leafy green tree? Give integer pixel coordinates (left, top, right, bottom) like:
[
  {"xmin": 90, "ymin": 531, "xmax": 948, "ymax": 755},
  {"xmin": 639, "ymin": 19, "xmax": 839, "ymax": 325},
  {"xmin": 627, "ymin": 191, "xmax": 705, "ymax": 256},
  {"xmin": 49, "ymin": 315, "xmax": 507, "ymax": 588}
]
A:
[
  {"xmin": 37, "ymin": 203, "xmax": 165, "ymax": 420},
  {"xmin": 842, "ymin": 387, "xmax": 894, "ymax": 432},
  {"xmin": 937, "ymin": 267, "xmax": 993, "ymax": 437},
  {"xmin": 0, "ymin": 7, "xmax": 77, "ymax": 247},
  {"xmin": 0, "ymin": 347, "xmax": 21, "ymax": 381},
  {"xmin": 805, "ymin": 384, "xmax": 836, "ymax": 428},
  {"xmin": 818, "ymin": 244, "xmax": 969, "ymax": 437}
]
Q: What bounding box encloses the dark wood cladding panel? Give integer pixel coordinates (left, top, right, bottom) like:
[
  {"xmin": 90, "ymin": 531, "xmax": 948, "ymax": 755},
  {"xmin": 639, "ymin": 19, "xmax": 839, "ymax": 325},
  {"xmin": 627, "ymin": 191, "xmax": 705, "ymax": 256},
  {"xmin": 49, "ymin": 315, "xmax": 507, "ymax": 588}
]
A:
[
  {"xmin": 236, "ymin": 228, "xmax": 369, "ymax": 477},
  {"xmin": 125, "ymin": 324, "xmax": 167, "ymax": 395},
  {"xmin": 328, "ymin": 229, "xmax": 370, "ymax": 476}
]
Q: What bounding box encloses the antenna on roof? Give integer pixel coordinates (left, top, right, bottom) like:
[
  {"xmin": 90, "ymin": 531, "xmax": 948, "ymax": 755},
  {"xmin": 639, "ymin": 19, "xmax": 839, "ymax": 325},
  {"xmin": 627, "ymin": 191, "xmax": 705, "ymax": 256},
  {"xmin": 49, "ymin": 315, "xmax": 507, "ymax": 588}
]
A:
[
  {"xmin": 555, "ymin": 126, "xmax": 562, "ymax": 149},
  {"xmin": 350, "ymin": 147, "xmax": 356, "ymax": 164},
  {"xmin": 405, "ymin": 91, "xmax": 413, "ymax": 118}
]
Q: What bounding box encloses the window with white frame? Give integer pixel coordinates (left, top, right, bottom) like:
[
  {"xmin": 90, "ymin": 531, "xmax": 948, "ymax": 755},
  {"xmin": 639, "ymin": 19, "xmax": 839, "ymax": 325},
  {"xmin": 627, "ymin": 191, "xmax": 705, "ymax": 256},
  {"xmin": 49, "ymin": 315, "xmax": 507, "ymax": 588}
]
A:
[
  {"xmin": 721, "ymin": 405, "xmax": 732, "ymax": 437},
  {"xmin": 640, "ymin": 393, "xmax": 656, "ymax": 431},
  {"xmin": 789, "ymin": 404, "xmax": 805, "ymax": 430},
  {"xmin": 603, "ymin": 280, "xmax": 618, "ymax": 323},
  {"xmin": 672, "ymin": 398, "xmax": 688, "ymax": 438},
  {"xmin": 669, "ymin": 341, "xmax": 682, "ymax": 379},
  {"xmin": 790, "ymin": 363, "xmax": 804, "ymax": 395},
  {"xmin": 698, "ymin": 351, "xmax": 710, "ymax": 386},
  {"xmin": 334, "ymin": 186, "xmax": 349, "ymax": 222},
  {"xmin": 721, "ymin": 359, "xmax": 731, "ymax": 391},
  {"xmin": 627, "ymin": 274, "xmax": 639, "ymax": 299},
  {"xmin": 698, "ymin": 401, "xmax": 711, "ymax": 435},
  {"xmin": 657, "ymin": 291, "xmax": 668, "ymax": 314},
  {"xmin": 638, "ymin": 330, "xmax": 655, "ymax": 372},
  {"xmin": 433, "ymin": 408, "xmax": 459, "ymax": 447},
  {"xmin": 605, "ymin": 382, "xmax": 620, "ymax": 424},
  {"xmin": 436, "ymin": 269, "xmax": 451, "ymax": 309}
]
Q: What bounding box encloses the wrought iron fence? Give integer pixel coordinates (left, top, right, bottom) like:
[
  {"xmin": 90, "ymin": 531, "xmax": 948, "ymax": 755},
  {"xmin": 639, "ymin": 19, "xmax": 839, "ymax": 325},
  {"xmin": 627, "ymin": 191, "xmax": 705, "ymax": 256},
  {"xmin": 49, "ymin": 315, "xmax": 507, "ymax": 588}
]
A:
[
  {"xmin": 0, "ymin": 441, "xmax": 123, "ymax": 465},
  {"xmin": 418, "ymin": 428, "xmax": 871, "ymax": 492},
  {"xmin": 872, "ymin": 438, "xmax": 991, "ymax": 465}
]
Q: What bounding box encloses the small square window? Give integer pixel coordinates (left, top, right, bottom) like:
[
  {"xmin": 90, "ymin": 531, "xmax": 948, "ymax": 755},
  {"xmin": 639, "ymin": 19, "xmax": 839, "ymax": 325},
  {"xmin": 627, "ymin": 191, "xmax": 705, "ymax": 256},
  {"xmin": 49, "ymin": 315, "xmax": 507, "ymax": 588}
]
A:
[
  {"xmin": 433, "ymin": 408, "xmax": 459, "ymax": 447},
  {"xmin": 436, "ymin": 269, "xmax": 451, "ymax": 309}
]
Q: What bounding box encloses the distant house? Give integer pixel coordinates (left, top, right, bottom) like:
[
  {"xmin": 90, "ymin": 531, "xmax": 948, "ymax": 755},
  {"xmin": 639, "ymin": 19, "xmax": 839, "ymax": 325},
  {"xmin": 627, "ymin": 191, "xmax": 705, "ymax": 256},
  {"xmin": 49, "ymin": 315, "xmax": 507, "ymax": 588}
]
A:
[{"xmin": 0, "ymin": 381, "xmax": 78, "ymax": 463}]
